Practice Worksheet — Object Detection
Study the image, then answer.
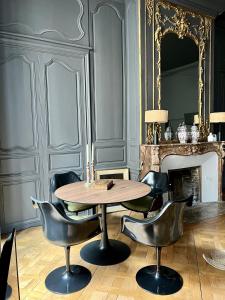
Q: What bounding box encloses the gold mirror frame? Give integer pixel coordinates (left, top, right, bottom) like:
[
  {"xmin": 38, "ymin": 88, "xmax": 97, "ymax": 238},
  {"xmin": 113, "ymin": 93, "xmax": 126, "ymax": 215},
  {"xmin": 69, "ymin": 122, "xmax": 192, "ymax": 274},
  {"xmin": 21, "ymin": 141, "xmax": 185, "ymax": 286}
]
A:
[{"xmin": 146, "ymin": 0, "xmax": 212, "ymax": 139}]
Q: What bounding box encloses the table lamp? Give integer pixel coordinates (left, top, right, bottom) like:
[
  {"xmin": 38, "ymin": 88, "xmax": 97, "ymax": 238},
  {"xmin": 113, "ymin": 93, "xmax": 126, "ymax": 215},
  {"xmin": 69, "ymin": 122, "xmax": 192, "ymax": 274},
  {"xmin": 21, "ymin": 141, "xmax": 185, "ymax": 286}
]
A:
[
  {"xmin": 145, "ymin": 110, "xmax": 168, "ymax": 144},
  {"xmin": 210, "ymin": 112, "xmax": 225, "ymax": 141}
]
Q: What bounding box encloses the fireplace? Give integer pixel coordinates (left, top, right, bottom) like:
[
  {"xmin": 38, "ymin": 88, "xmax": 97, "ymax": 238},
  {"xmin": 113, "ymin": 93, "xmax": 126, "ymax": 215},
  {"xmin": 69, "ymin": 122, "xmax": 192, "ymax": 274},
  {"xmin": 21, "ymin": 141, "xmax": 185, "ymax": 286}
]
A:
[
  {"xmin": 140, "ymin": 142, "xmax": 224, "ymax": 202},
  {"xmin": 168, "ymin": 166, "xmax": 201, "ymax": 204},
  {"xmin": 161, "ymin": 152, "xmax": 218, "ymax": 202}
]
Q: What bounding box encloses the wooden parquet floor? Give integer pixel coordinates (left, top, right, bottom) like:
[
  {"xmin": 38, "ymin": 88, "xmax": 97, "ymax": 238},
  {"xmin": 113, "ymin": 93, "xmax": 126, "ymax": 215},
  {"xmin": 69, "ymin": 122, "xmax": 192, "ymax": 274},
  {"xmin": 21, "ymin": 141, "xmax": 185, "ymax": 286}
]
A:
[{"xmin": 14, "ymin": 211, "xmax": 225, "ymax": 300}]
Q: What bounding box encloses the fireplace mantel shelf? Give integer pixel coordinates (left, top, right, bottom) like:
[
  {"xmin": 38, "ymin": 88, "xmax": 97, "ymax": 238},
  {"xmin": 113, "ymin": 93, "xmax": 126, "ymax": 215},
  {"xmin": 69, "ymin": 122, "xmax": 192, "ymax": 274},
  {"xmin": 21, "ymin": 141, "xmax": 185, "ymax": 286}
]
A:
[{"xmin": 140, "ymin": 142, "xmax": 225, "ymax": 201}]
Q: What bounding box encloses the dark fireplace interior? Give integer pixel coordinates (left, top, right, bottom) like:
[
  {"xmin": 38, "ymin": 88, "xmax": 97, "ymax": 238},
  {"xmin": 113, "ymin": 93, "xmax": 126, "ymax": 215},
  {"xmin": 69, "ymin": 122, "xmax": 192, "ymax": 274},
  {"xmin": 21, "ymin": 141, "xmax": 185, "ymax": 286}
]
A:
[{"xmin": 168, "ymin": 166, "xmax": 201, "ymax": 204}]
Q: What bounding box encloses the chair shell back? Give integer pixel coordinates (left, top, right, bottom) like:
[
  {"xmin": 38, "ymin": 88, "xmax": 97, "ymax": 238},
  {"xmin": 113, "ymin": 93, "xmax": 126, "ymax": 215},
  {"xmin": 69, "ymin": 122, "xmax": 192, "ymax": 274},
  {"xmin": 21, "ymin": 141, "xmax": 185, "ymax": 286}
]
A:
[
  {"xmin": 51, "ymin": 171, "xmax": 81, "ymax": 193},
  {"xmin": 122, "ymin": 197, "xmax": 191, "ymax": 247},
  {"xmin": 141, "ymin": 171, "xmax": 169, "ymax": 196},
  {"xmin": 32, "ymin": 197, "xmax": 101, "ymax": 247}
]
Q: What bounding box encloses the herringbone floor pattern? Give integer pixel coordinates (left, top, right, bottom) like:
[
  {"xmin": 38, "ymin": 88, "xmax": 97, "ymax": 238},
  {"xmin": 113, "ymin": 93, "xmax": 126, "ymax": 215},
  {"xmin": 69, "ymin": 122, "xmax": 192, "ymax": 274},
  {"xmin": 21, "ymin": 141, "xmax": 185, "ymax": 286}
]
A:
[{"xmin": 15, "ymin": 211, "xmax": 225, "ymax": 300}]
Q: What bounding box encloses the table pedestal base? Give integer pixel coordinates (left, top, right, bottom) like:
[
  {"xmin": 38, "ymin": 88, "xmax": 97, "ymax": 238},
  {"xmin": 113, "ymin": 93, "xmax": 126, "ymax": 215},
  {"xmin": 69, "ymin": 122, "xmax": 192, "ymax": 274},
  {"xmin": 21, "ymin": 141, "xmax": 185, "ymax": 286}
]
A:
[{"xmin": 80, "ymin": 239, "xmax": 130, "ymax": 266}]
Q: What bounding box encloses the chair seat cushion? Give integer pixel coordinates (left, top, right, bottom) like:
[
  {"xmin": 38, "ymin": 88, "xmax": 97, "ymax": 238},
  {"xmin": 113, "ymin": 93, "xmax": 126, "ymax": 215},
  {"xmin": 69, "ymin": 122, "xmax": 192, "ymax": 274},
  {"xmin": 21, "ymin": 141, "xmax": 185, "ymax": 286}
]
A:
[
  {"xmin": 64, "ymin": 201, "xmax": 94, "ymax": 212},
  {"xmin": 122, "ymin": 196, "xmax": 155, "ymax": 213},
  {"xmin": 67, "ymin": 214, "xmax": 90, "ymax": 220}
]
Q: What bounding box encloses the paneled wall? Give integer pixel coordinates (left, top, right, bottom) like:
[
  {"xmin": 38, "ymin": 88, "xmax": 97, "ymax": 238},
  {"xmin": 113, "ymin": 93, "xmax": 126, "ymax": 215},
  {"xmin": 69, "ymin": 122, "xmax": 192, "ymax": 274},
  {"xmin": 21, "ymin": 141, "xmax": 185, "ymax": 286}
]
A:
[
  {"xmin": 125, "ymin": 0, "xmax": 141, "ymax": 179},
  {"xmin": 0, "ymin": 0, "xmax": 141, "ymax": 233},
  {"xmin": 0, "ymin": 45, "xmax": 41, "ymax": 231},
  {"xmin": 89, "ymin": 1, "xmax": 127, "ymax": 169}
]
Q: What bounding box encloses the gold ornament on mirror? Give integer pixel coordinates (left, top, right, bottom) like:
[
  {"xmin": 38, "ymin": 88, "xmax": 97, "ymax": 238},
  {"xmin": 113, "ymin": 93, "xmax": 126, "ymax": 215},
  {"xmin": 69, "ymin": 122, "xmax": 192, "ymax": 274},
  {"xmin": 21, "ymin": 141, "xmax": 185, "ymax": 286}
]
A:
[{"xmin": 146, "ymin": 0, "xmax": 154, "ymax": 25}]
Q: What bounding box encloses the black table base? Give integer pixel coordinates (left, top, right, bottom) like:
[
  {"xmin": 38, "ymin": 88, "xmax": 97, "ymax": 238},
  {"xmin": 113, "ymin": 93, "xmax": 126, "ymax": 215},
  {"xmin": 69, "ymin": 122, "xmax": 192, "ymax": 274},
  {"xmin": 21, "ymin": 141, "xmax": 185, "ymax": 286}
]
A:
[{"xmin": 80, "ymin": 239, "xmax": 130, "ymax": 266}]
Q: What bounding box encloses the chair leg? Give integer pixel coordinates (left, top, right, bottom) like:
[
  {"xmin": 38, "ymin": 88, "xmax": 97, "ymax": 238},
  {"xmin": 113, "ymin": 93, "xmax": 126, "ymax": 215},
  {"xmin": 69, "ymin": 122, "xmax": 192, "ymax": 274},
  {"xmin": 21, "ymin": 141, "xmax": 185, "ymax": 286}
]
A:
[
  {"xmin": 156, "ymin": 246, "xmax": 161, "ymax": 278},
  {"xmin": 45, "ymin": 246, "xmax": 92, "ymax": 294},
  {"xmin": 143, "ymin": 212, "xmax": 148, "ymax": 218},
  {"xmin": 136, "ymin": 246, "xmax": 183, "ymax": 295},
  {"xmin": 65, "ymin": 246, "xmax": 71, "ymax": 273}
]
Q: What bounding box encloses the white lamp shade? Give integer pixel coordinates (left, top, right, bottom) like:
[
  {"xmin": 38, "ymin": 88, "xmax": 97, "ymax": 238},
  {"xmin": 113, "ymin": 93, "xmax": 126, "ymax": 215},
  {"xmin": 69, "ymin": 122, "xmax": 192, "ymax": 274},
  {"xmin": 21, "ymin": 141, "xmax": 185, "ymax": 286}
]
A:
[
  {"xmin": 145, "ymin": 110, "xmax": 168, "ymax": 124},
  {"xmin": 194, "ymin": 114, "xmax": 199, "ymax": 124},
  {"xmin": 210, "ymin": 112, "xmax": 225, "ymax": 123}
]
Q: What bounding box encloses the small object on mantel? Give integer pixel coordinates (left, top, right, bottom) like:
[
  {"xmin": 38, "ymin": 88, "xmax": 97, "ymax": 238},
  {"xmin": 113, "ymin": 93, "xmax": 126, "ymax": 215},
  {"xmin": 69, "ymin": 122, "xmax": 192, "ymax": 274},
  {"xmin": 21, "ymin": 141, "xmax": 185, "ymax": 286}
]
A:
[{"xmin": 92, "ymin": 179, "xmax": 114, "ymax": 190}]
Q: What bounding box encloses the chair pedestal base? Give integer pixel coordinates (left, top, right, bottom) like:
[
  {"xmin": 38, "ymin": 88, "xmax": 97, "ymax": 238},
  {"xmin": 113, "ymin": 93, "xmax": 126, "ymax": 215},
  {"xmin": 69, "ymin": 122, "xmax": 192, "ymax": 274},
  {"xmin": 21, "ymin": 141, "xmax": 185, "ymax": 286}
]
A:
[
  {"xmin": 136, "ymin": 265, "xmax": 183, "ymax": 295},
  {"xmin": 45, "ymin": 265, "xmax": 91, "ymax": 294}
]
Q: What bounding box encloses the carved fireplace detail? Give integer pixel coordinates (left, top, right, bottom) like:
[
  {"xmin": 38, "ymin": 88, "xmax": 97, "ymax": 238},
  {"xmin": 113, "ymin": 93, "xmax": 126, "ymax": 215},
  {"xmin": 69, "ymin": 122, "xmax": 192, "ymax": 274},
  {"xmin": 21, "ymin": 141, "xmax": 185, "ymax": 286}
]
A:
[{"xmin": 140, "ymin": 142, "xmax": 225, "ymax": 201}]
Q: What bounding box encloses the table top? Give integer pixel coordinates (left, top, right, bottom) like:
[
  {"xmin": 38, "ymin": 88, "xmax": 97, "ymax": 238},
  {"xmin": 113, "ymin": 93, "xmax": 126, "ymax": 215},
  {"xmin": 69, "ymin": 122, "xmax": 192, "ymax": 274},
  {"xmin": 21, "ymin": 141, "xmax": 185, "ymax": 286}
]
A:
[{"xmin": 55, "ymin": 179, "xmax": 151, "ymax": 205}]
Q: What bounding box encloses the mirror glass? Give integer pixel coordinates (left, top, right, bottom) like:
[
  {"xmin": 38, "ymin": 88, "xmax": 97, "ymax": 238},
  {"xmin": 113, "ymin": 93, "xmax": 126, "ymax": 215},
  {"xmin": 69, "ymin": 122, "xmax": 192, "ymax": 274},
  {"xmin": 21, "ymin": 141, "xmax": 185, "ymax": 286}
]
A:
[{"xmin": 161, "ymin": 33, "xmax": 199, "ymax": 135}]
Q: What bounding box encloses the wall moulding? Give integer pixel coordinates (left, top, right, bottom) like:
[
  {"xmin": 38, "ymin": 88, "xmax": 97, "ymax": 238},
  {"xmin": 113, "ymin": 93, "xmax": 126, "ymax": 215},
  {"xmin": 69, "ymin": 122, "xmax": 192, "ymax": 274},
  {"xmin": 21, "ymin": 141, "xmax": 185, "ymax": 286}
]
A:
[{"xmin": 0, "ymin": 0, "xmax": 87, "ymax": 45}]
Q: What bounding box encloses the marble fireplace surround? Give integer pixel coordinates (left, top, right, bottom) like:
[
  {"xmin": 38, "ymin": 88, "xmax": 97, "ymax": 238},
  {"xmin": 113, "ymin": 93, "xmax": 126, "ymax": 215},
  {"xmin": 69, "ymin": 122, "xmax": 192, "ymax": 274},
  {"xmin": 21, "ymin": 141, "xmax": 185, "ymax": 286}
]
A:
[{"xmin": 140, "ymin": 142, "xmax": 225, "ymax": 201}]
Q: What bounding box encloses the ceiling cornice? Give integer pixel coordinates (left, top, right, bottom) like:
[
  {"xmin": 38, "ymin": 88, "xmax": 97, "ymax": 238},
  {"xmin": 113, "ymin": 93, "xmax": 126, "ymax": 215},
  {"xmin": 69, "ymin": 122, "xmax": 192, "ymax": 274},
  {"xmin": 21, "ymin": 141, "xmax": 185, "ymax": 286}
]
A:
[{"xmin": 167, "ymin": 0, "xmax": 225, "ymax": 17}]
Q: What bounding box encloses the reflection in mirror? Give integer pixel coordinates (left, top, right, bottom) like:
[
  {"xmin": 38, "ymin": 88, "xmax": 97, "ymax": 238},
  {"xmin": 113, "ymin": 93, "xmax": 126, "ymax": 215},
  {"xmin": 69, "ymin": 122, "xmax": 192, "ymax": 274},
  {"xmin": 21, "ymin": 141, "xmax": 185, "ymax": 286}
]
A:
[{"xmin": 161, "ymin": 33, "xmax": 199, "ymax": 138}]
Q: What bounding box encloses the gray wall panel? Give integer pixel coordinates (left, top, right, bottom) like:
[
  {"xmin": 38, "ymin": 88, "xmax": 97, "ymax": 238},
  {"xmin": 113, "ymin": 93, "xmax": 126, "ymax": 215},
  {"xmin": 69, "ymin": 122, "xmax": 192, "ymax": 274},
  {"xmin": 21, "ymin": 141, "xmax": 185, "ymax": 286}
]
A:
[
  {"xmin": 0, "ymin": 55, "xmax": 36, "ymax": 151},
  {"xmin": 93, "ymin": 5, "xmax": 124, "ymax": 142},
  {"xmin": 46, "ymin": 60, "xmax": 80, "ymax": 148},
  {"xmin": 125, "ymin": 0, "xmax": 140, "ymax": 179},
  {"xmin": 90, "ymin": 1, "xmax": 127, "ymax": 170},
  {"xmin": 0, "ymin": 0, "xmax": 89, "ymax": 46},
  {"xmin": 96, "ymin": 146, "xmax": 125, "ymax": 164},
  {"xmin": 1, "ymin": 180, "xmax": 39, "ymax": 231},
  {"xmin": 49, "ymin": 153, "xmax": 81, "ymax": 171},
  {"xmin": 0, "ymin": 157, "xmax": 37, "ymax": 175}
]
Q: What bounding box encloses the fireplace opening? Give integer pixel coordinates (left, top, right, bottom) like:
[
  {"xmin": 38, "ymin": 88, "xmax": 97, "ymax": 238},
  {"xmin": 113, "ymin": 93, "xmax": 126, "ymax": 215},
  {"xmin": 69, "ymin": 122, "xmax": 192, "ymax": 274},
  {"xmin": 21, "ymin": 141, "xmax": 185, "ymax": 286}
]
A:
[{"xmin": 168, "ymin": 166, "xmax": 201, "ymax": 205}]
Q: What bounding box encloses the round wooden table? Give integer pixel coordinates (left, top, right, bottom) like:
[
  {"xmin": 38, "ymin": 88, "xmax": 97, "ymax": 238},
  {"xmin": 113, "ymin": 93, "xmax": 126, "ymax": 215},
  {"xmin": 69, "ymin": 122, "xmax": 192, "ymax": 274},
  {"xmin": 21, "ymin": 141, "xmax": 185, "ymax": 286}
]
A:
[{"xmin": 55, "ymin": 179, "xmax": 150, "ymax": 266}]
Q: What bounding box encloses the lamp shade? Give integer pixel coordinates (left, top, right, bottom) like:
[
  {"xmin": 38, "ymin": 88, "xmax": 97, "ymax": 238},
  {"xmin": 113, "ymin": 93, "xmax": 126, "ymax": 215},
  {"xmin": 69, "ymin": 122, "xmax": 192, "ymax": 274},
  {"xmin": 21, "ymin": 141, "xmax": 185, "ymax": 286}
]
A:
[
  {"xmin": 145, "ymin": 110, "xmax": 168, "ymax": 124},
  {"xmin": 210, "ymin": 112, "xmax": 225, "ymax": 123},
  {"xmin": 194, "ymin": 114, "xmax": 199, "ymax": 125}
]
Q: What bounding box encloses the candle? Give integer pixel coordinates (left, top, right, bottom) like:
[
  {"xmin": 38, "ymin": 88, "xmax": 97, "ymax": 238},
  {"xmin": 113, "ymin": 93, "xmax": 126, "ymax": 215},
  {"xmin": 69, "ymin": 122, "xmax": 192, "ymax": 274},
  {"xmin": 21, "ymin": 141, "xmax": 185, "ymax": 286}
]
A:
[
  {"xmin": 86, "ymin": 144, "xmax": 89, "ymax": 165},
  {"xmin": 91, "ymin": 143, "xmax": 94, "ymax": 163},
  {"xmin": 86, "ymin": 144, "xmax": 90, "ymax": 184},
  {"xmin": 90, "ymin": 143, "xmax": 95, "ymax": 182}
]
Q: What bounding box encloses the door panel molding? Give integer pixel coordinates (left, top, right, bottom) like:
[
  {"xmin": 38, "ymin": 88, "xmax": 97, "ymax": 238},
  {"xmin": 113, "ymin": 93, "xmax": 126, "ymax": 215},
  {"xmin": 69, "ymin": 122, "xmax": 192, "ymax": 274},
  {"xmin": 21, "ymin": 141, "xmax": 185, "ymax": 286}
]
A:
[
  {"xmin": 0, "ymin": 54, "xmax": 38, "ymax": 152},
  {"xmin": 44, "ymin": 58, "xmax": 82, "ymax": 149}
]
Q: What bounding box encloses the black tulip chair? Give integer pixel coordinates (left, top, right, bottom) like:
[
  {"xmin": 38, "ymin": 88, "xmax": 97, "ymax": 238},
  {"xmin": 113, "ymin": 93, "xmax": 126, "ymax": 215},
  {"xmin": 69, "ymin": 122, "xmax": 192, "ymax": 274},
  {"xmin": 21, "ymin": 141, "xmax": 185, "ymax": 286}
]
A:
[
  {"xmin": 121, "ymin": 195, "xmax": 193, "ymax": 295},
  {"xmin": 31, "ymin": 197, "xmax": 101, "ymax": 294},
  {"xmin": 51, "ymin": 171, "xmax": 96, "ymax": 214},
  {"xmin": 121, "ymin": 171, "xmax": 170, "ymax": 218},
  {"xmin": 0, "ymin": 228, "xmax": 20, "ymax": 300}
]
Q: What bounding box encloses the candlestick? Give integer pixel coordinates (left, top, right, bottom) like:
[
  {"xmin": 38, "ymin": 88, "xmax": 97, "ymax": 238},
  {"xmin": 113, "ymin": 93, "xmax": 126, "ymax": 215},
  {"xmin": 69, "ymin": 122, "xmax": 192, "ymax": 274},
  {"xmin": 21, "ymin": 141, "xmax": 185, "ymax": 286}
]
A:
[
  {"xmin": 86, "ymin": 144, "xmax": 89, "ymax": 165},
  {"xmin": 86, "ymin": 162, "xmax": 90, "ymax": 185},
  {"xmin": 91, "ymin": 161, "xmax": 95, "ymax": 182}
]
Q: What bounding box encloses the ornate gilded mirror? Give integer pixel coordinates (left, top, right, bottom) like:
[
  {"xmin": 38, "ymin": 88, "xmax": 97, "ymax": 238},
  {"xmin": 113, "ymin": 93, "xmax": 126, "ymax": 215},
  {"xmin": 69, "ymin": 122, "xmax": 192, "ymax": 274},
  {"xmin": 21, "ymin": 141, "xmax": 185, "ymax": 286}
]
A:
[
  {"xmin": 146, "ymin": 0, "xmax": 212, "ymax": 139},
  {"xmin": 161, "ymin": 32, "xmax": 199, "ymax": 130}
]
